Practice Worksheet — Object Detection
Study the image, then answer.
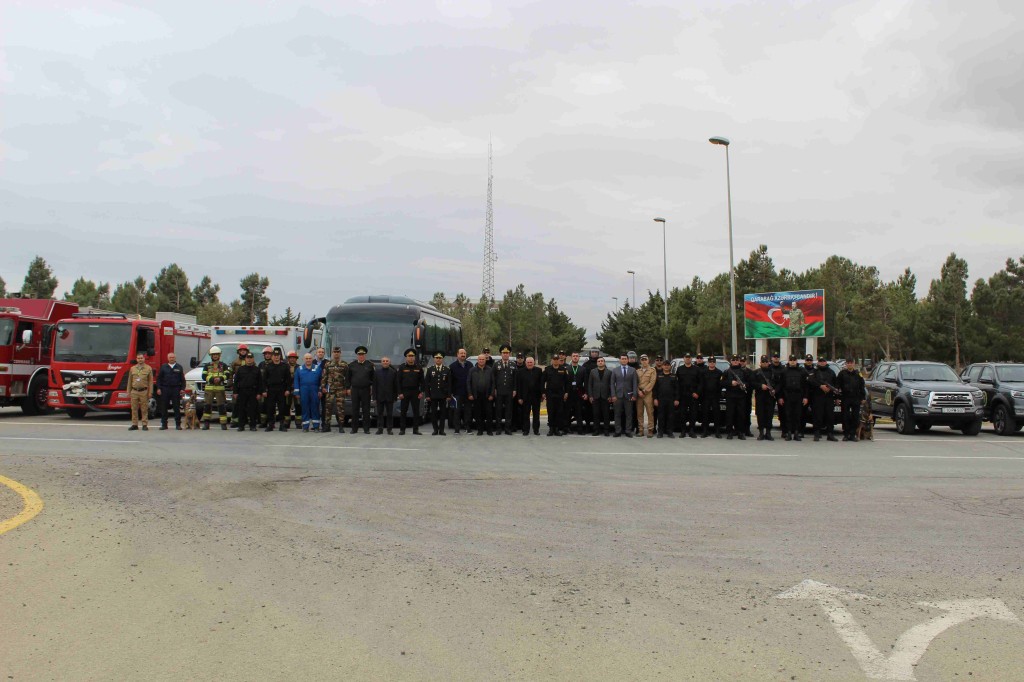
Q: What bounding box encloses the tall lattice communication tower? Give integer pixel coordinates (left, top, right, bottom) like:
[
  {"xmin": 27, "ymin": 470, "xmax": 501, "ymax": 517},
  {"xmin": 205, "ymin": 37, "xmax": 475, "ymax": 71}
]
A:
[{"xmin": 482, "ymin": 138, "xmax": 496, "ymax": 303}]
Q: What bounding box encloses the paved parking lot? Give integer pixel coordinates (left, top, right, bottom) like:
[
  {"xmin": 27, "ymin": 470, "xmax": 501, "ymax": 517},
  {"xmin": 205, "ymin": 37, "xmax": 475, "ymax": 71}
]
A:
[{"xmin": 2, "ymin": 408, "xmax": 1023, "ymax": 680}]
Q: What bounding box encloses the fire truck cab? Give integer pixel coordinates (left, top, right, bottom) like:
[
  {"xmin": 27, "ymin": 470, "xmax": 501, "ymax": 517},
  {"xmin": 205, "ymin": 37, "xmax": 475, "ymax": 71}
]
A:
[
  {"xmin": 47, "ymin": 312, "xmax": 211, "ymax": 419},
  {"xmin": 0, "ymin": 298, "xmax": 79, "ymax": 414}
]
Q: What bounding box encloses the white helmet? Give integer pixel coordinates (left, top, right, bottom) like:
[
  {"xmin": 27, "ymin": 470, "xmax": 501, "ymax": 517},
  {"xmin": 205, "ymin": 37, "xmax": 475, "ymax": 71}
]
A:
[{"xmin": 209, "ymin": 346, "xmax": 222, "ymax": 355}]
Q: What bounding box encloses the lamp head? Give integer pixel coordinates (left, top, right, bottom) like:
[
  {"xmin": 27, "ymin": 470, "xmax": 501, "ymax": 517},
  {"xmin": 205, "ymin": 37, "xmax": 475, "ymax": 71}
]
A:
[{"xmin": 709, "ymin": 136, "xmax": 730, "ymax": 146}]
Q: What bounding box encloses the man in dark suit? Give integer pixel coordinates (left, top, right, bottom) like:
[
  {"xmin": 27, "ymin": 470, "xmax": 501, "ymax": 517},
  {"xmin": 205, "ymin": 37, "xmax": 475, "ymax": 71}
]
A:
[
  {"xmin": 449, "ymin": 348, "xmax": 473, "ymax": 433},
  {"xmin": 157, "ymin": 352, "xmax": 186, "ymax": 430},
  {"xmin": 516, "ymin": 356, "xmax": 544, "ymax": 436},
  {"xmin": 609, "ymin": 353, "xmax": 639, "ymax": 437},
  {"xmin": 467, "ymin": 353, "xmax": 495, "ymax": 436},
  {"xmin": 587, "ymin": 356, "xmax": 612, "ymax": 436}
]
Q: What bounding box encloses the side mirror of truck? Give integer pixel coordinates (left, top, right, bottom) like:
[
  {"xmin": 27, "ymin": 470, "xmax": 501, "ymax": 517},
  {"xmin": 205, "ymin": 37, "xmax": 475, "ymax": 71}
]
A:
[
  {"xmin": 978, "ymin": 377, "xmax": 994, "ymax": 385},
  {"xmin": 883, "ymin": 376, "xmax": 897, "ymax": 385},
  {"xmin": 21, "ymin": 329, "xmax": 32, "ymax": 345}
]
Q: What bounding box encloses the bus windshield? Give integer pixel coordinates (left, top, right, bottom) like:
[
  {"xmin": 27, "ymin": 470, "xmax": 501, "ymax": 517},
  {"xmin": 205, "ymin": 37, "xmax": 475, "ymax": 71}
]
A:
[
  {"xmin": 0, "ymin": 319, "xmax": 13, "ymax": 346},
  {"xmin": 53, "ymin": 322, "xmax": 132, "ymax": 363},
  {"xmin": 326, "ymin": 321, "xmax": 414, "ymax": 362}
]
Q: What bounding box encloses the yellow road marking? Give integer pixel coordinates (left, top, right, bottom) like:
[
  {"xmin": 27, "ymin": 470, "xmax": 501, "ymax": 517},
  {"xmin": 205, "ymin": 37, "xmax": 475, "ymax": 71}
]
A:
[{"xmin": 0, "ymin": 475, "xmax": 44, "ymax": 536}]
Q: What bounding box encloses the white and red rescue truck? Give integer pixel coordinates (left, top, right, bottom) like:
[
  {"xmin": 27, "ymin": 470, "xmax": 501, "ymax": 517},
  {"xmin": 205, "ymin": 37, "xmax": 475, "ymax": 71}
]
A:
[
  {"xmin": 47, "ymin": 312, "xmax": 211, "ymax": 419},
  {"xmin": 0, "ymin": 298, "xmax": 79, "ymax": 414},
  {"xmin": 184, "ymin": 324, "xmax": 321, "ymax": 411}
]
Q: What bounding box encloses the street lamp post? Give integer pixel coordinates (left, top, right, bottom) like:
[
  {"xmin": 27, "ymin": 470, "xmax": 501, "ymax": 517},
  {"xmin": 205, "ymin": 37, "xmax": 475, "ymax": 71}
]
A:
[
  {"xmin": 653, "ymin": 218, "xmax": 669, "ymax": 360},
  {"xmin": 626, "ymin": 270, "xmax": 636, "ymax": 308},
  {"xmin": 709, "ymin": 136, "xmax": 737, "ymax": 356},
  {"xmin": 612, "ymin": 296, "xmax": 619, "ymax": 312}
]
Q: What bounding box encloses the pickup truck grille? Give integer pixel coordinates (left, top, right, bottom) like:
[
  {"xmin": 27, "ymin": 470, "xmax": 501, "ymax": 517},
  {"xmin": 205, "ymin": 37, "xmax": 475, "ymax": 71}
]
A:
[{"xmin": 928, "ymin": 392, "xmax": 972, "ymax": 407}]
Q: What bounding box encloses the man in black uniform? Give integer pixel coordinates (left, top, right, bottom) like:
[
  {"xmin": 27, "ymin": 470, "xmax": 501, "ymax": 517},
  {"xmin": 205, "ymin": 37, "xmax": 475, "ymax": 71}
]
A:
[
  {"xmin": 233, "ymin": 354, "xmax": 265, "ymax": 432},
  {"xmin": 693, "ymin": 353, "xmax": 707, "ymax": 432},
  {"xmin": 722, "ymin": 355, "xmax": 748, "ymax": 440},
  {"xmin": 492, "ymin": 345, "xmax": 517, "ymax": 434},
  {"xmin": 425, "ymin": 352, "xmax": 451, "ymax": 435},
  {"xmin": 777, "ymin": 354, "xmax": 809, "ymax": 441},
  {"xmin": 700, "ymin": 357, "xmax": 724, "ymax": 438},
  {"xmin": 373, "ymin": 356, "xmax": 398, "ymax": 434},
  {"xmin": 581, "ymin": 348, "xmax": 601, "ymax": 432},
  {"xmin": 653, "ymin": 360, "xmax": 679, "ymax": 438},
  {"xmin": 262, "ymin": 348, "xmax": 291, "ymax": 431},
  {"xmin": 257, "ymin": 346, "xmax": 274, "ymax": 427},
  {"xmin": 483, "ymin": 347, "xmax": 494, "ymax": 368},
  {"xmin": 752, "ymin": 355, "xmax": 777, "ymax": 441},
  {"xmin": 346, "ymin": 346, "xmax": 374, "ymax": 434},
  {"xmin": 564, "ymin": 351, "xmax": 587, "ymax": 434},
  {"xmin": 836, "ymin": 358, "xmax": 866, "ymax": 441},
  {"xmin": 396, "ymin": 349, "xmax": 424, "ymax": 435},
  {"xmin": 543, "ymin": 353, "xmax": 570, "ymax": 436},
  {"xmin": 802, "ymin": 353, "xmax": 816, "ymax": 435},
  {"xmin": 676, "ymin": 353, "xmax": 701, "ymax": 438},
  {"xmin": 512, "ymin": 351, "xmax": 526, "ymax": 429},
  {"xmin": 769, "ymin": 352, "xmax": 786, "ymax": 434},
  {"xmin": 808, "ymin": 356, "xmax": 839, "ymax": 441},
  {"xmin": 467, "ymin": 353, "xmax": 495, "ymax": 435},
  {"xmin": 739, "ymin": 355, "xmax": 755, "ymax": 436},
  {"xmin": 516, "ymin": 356, "xmax": 544, "ymax": 436}
]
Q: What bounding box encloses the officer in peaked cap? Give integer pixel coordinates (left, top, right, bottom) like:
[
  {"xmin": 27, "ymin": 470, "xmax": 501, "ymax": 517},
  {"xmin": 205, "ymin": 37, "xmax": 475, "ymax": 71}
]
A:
[{"xmin": 346, "ymin": 345, "xmax": 374, "ymax": 433}]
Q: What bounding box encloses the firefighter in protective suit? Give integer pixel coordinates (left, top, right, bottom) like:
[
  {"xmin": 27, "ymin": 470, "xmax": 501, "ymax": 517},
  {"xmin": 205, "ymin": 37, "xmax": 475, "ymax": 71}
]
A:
[{"xmin": 203, "ymin": 346, "xmax": 231, "ymax": 430}]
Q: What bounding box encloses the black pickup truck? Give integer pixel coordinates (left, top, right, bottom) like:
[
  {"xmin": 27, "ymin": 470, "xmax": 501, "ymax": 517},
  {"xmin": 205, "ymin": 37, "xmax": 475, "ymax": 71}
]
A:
[
  {"xmin": 960, "ymin": 362, "xmax": 1024, "ymax": 436},
  {"xmin": 866, "ymin": 361, "xmax": 984, "ymax": 435}
]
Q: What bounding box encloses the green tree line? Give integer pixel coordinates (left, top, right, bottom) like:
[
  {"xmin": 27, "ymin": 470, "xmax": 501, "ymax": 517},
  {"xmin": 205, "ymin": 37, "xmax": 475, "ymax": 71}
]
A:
[
  {"xmin": 429, "ymin": 286, "xmax": 587, "ymax": 361},
  {"xmin": 1, "ymin": 256, "xmax": 282, "ymax": 326},
  {"xmin": 599, "ymin": 246, "xmax": 1024, "ymax": 369}
]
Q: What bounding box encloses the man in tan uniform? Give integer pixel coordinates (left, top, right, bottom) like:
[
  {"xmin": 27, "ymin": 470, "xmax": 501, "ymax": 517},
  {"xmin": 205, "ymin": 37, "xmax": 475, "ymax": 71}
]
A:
[
  {"xmin": 636, "ymin": 353, "xmax": 657, "ymax": 438},
  {"xmin": 128, "ymin": 352, "xmax": 154, "ymax": 431}
]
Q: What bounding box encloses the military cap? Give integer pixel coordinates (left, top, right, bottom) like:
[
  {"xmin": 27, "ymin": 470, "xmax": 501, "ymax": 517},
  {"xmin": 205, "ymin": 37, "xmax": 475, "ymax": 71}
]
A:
[
  {"xmin": 655, "ymin": 354, "xmax": 663, "ymax": 361},
  {"xmin": 731, "ymin": 354, "xmax": 740, "ymax": 362},
  {"xmin": 627, "ymin": 350, "xmax": 637, "ymax": 359},
  {"xmin": 789, "ymin": 354, "xmax": 798, "ymax": 360},
  {"xmin": 684, "ymin": 352, "xmax": 692, "ymax": 358},
  {"xmin": 499, "ymin": 344, "xmax": 511, "ymax": 353},
  {"xmin": 818, "ymin": 356, "xmax": 828, "ymax": 362},
  {"xmin": 805, "ymin": 354, "xmax": 814, "ymax": 361},
  {"xmin": 760, "ymin": 355, "xmax": 769, "ymax": 362},
  {"xmin": 707, "ymin": 356, "xmax": 717, "ymax": 363},
  {"xmin": 516, "ymin": 352, "xmax": 525, "ymax": 359},
  {"xmin": 640, "ymin": 354, "xmax": 649, "ymax": 360},
  {"xmin": 559, "ymin": 350, "xmax": 567, "ymax": 356},
  {"xmin": 272, "ymin": 348, "xmax": 282, "ymax": 355},
  {"xmin": 332, "ymin": 346, "xmax": 341, "ymax": 352},
  {"xmin": 771, "ymin": 352, "xmax": 780, "ymax": 358},
  {"xmin": 482, "ymin": 347, "xmax": 490, "ymax": 353},
  {"xmin": 404, "ymin": 348, "xmax": 417, "ymax": 357},
  {"xmin": 355, "ymin": 345, "xmax": 368, "ymax": 354},
  {"xmin": 551, "ymin": 352, "xmax": 560, "ymax": 359},
  {"xmin": 695, "ymin": 353, "xmax": 703, "ymax": 360},
  {"xmin": 433, "ymin": 352, "xmax": 444, "ymax": 359}
]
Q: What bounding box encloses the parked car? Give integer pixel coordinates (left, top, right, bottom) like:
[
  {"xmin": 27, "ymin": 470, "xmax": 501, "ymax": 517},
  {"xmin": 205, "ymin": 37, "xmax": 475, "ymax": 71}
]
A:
[
  {"xmin": 866, "ymin": 361, "xmax": 984, "ymax": 435},
  {"xmin": 960, "ymin": 362, "xmax": 1024, "ymax": 436}
]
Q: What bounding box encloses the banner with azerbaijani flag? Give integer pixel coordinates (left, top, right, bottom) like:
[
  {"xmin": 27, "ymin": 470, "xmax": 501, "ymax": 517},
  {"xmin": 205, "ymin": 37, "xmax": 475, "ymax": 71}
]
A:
[{"xmin": 743, "ymin": 290, "xmax": 825, "ymax": 339}]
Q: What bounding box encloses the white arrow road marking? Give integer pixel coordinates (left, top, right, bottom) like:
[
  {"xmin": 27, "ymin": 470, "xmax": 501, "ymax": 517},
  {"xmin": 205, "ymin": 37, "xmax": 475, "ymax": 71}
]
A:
[{"xmin": 777, "ymin": 579, "xmax": 1022, "ymax": 681}]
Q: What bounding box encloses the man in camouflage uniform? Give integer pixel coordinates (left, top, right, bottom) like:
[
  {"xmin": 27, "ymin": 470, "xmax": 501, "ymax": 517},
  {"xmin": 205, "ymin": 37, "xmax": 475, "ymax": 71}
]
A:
[
  {"xmin": 321, "ymin": 346, "xmax": 349, "ymax": 433},
  {"xmin": 128, "ymin": 352, "xmax": 153, "ymax": 431},
  {"xmin": 787, "ymin": 302, "xmax": 805, "ymax": 337}
]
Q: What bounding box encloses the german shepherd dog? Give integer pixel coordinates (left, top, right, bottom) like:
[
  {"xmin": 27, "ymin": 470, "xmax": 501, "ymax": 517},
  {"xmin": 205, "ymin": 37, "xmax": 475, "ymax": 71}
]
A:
[
  {"xmin": 183, "ymin": 391, "xmax": 200, "ymax": 430},
  {"xmin": 857, "ymin": 401, "xmax": 874, "ymax": 441}
]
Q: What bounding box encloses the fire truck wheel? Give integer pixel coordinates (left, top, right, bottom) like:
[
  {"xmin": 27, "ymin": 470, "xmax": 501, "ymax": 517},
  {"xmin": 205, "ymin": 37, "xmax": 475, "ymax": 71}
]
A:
[
  {"xmin": 20, "ymin": 374, "xmax": 52, "ymax": 416},
  {"xmin": 66, "ymin": 408, "xmax": 87, "ymax": 419}
]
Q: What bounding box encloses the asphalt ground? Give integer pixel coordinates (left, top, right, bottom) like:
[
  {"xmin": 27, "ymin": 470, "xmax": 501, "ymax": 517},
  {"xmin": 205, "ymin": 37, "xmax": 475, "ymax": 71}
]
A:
[{"xmin": 2, "ymin": 408, "xmax": 1023, "ymax": 681}]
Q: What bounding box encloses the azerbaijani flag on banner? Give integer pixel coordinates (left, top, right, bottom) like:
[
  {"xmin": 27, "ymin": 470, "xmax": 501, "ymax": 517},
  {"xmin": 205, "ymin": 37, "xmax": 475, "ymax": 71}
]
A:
[{"xmin": 743, "ymin": 290, "xmax": 825, "ymax": 339}]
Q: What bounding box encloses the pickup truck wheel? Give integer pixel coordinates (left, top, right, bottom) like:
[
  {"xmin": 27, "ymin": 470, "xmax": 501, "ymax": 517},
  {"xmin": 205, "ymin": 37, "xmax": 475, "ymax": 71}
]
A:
[
  {"xmin": 992, "ymin": 404, "xmax": 1016, "ymax": 436},
  {"xmin": 67, "ymin": 408, "xmax": 87, "ymax": 419},
  {"xmin": 894, "ymin": 403, "xmax": 915, "ymax": 435},
  {"xmin": 960, "ymin": 419, "xmax": 982, "ymax": 436},
  {"xmin": 916, "ymin": 423, "xmax": 932, "ymax": 432}
]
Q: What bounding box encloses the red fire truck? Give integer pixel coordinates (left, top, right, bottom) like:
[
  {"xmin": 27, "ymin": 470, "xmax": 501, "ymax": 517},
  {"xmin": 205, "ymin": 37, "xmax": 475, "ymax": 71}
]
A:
[
  {"xmin": 0, "ymin": 298, "xmax": 79, "ymax": 414},
  {"xmin": 47, "ymin": 312, "xmax": 211, "ymax": 419}
]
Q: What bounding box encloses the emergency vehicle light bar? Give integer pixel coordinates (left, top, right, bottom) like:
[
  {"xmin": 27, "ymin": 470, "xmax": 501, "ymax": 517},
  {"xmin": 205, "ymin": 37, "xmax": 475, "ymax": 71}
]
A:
[{"xmin": 214, "ymin": 329, "xmax": 289, "ymax": 335}]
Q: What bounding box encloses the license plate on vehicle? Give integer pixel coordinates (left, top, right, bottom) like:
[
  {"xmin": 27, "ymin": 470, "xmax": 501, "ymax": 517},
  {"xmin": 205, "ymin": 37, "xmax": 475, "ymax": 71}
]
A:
[{"xmin": 942, "ymin": 407, "xmax": 965, "ymax": 414}]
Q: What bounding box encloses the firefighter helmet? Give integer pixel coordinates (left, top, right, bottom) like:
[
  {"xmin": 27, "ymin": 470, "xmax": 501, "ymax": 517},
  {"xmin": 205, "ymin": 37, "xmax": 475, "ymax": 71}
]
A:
[
  {"xmin": 237, "ymin": 344, "xmax": 249, "ymax": 351},
  {"xmin": 209, "ymin": 346, "xmax": 222, "ymax": 355},
  {"xmin": 286, "ymin": 350, "xmax": 298, "ymax": 358}
]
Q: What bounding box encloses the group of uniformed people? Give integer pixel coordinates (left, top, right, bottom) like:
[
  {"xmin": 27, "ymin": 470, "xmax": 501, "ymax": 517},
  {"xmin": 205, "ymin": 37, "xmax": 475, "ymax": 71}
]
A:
[{"xmin": 183, "ymin": 343, "xmax": 868, "ymax": 442}]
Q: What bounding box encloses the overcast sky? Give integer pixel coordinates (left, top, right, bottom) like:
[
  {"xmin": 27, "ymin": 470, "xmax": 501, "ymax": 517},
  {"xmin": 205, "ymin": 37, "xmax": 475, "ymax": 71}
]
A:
[{"xmin": 2, "ymin": 0, "xmax": 1021, "ymax": 334}]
